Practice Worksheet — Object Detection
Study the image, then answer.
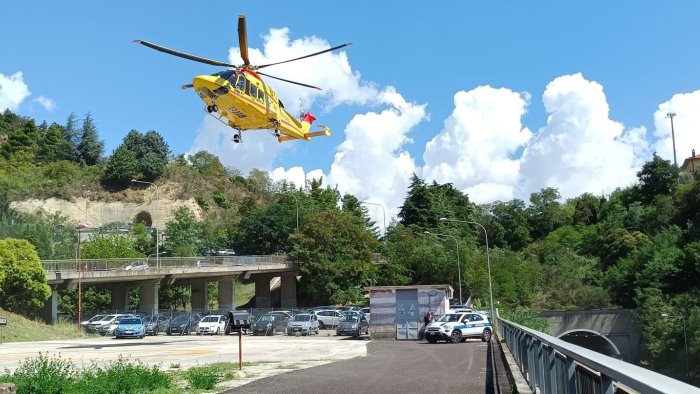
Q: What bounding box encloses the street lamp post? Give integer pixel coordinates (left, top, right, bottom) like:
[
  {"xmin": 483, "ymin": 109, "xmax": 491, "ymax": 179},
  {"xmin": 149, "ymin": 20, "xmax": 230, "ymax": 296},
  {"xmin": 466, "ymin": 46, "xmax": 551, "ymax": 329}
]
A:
[
  {"xmin": 440, "ymin": 218, "xmax": 494, "ymax": 320},
  {"xmin": 424, "ymin": 231, "xmax": 462, "ymax": 305},
  {"xmin": 661, "ymin": 313, "xmax": 690, "ymax": 383},
  {"xmin": 76, "ymin": 226, "xmax": 82, "ymax": 332},
  {"xmin": 666, "ymin": 113, "xmax": 678, "ymax": 167},
  {"xmin": 131, "ymin": 180, "xmax": 160, "ymax": 268},
  {"xmin": 361, "ymin": 201, "xmax": 386, "ymax": 241}
]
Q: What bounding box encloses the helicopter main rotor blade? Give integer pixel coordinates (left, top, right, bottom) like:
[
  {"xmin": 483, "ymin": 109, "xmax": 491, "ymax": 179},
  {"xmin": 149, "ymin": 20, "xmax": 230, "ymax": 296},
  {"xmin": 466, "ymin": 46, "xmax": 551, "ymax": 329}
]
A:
[
  {"xmin": 257, "ymin": 71, "xmax": 322, "ymax": 90},
  {"xmin": 238, "ymin": 15, "xmax": 251, "ymax": 66},
  {"xmin": 133, "ymin": 40, "xmax": 237, "ymax": 68},
  {"xmin": 256, "ymin": 42, "xmax": 352, "ymax": 70}
]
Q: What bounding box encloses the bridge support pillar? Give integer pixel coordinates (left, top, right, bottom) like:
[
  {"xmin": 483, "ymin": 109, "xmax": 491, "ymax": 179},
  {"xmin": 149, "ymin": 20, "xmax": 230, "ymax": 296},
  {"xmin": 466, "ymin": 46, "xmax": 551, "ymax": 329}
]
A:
[
  {"xmin": 254, "ymin": 274, "xmax": 272, "ymax": 308},
  {"xmin": 190, "ymin": 279, "xmax": 208, "ymax": 313},
  {"xmin": 218, "ymin": 277, "xmax": 236, "ymax": 312},
  {"xmin": 280, "ymin": 274, "xmax": 297, "ymax": 308},
  {"xmin": 111, "ymin": 284, "xmax": 129, "ymax": 313},
  {"xmin": 139, "ymin": 280, "xmax": 160, "ymax": 315},
  {"xmin": 40, "ymin": 288, "xmax": 58, "ymax": 324}
]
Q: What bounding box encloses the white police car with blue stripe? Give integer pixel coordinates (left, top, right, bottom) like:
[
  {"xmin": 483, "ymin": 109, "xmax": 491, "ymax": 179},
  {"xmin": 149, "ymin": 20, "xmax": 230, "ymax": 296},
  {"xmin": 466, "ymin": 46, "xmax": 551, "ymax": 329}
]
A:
[{"xmin": 424, "ymin": 312, "xmax": 492, "ymax": 343}]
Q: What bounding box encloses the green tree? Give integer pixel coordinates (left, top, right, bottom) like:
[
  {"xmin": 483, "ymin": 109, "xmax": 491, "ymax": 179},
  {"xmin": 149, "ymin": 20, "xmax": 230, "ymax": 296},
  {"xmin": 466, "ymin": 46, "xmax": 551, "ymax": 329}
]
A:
[
  {"xmin": 102, "ymin": 145, "xmax": 139, "ymax": 187},
  {"xmin": 0, "ymin": 239, "xmax": 51, "ymax": 315},
  {"xmin": 164, "ymin": 207, "xmax": 202, "ymax": 257},
  {"xmin": 292, "ymin": 211, "xmax": 379, "ymax": 305},
  {"xmin": 527, "ymin": 187, "xmax": 570, "ymax": 240},
  {"xmin": 80, "ymin": 234, "xmax": 143, "ymax": 259},
  {"xmin": 76, "ymin": 113, "xmax": 104, "ymax": 165},
  {"xmin": 189, "ymin": 151, "xmax": 226, "ymax": 177},
  {"xmin": 57, "ymin": 113, "xmax": 79, "ymax": 162},
  {"xmin": 637, "ymin": 153, "xmax": 679, "ymax": 205}
]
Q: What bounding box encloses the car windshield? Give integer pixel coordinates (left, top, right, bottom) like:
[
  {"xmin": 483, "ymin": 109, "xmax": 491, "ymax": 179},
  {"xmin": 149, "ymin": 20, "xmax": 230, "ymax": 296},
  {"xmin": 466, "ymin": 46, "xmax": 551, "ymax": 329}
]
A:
[
  {"xmin": 172, "ymin": 315, "xmax": 190, "ymax": 323},
  {"xmin": 293, "ymin": 315, "xmax": 311, "ymax": 322},
  {"xmin": 437, "ymin": 314, "xmax": 462, "ymax": 323},
  {"xmin": 340, "ymin": 315, "xmax": 358, "ymax": 322},
  {"xmin": 121, "ymin": 318, "xmax": 141, "ymax": 325},
  {"xmin": 101, "ymin": 315, "xmax": 117, "ymax": 321},
  {"xmin": 201, "ymin": 316, "xmax": 219, "ymax": 322},
  {"xmin": 89, "ymin": 314, "xmax": 106, "ymax": 321},
  {"xmin": 258, "ymin": 315, "xmax": 274, "ymax": 322}
]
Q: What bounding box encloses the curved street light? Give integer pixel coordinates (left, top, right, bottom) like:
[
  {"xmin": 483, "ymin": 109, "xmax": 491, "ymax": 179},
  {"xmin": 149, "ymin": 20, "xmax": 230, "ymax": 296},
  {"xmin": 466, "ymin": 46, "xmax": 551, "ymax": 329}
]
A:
[
  {"xmin": 440, "ymin": 217, "xmax": 494, "ymax": 320},
  {"xmin": 661, "ymin": 313, "xmax": 690, "ymax": 383},
  {"xmin": 424, "ymin": 231, "xmax": 462, "ymax": 305},
  {"xmin": 361, "ymin": 201, "xmax": 386, "ymax": 241}
]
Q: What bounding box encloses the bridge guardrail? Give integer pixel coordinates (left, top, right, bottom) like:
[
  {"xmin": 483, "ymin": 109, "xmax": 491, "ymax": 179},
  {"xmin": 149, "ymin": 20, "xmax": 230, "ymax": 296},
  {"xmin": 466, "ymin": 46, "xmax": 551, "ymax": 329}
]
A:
[
  {"xmin": 498, "ymin": 317, "xmax": 699, "ymax": 394},
  {"xmin": 42, "ymin": 255, "xmax": 291, "ymax": 272}
]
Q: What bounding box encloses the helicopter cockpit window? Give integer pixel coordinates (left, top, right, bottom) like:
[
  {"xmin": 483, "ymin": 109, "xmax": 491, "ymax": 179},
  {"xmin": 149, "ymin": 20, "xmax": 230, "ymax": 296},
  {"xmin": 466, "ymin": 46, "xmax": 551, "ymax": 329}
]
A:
[
  {"xmin": 257, "ymin": 89, "xmax": 265, "ymax": 103},
  {"xmin": 250, "ymin": 84, "xmax": 258, "ymax": 99},
  {"xmin": 235, "ymin": 75, "xmax": 246, "ymax": 91},
  {"xmin": 212, "ymin": 70, "xmax": 236, "ymax": 82}
]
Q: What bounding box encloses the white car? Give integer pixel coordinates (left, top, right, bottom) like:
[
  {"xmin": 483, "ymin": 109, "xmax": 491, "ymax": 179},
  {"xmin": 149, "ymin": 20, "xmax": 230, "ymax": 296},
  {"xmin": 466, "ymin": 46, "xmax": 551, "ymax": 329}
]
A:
[
  {"xmin": 286, "ymin": 313, "xmax": 319, "ymax": 336},
  {"xmin": 315, "ymin": 309, "xmax": 343, "ymax": 329},
  {"xmin": 424, "ymin": 312, "xmax": 492, "ymax": 344},
  {"xmin": 196, "ymin": 314, "xmax": 227, "ymax": 335}
]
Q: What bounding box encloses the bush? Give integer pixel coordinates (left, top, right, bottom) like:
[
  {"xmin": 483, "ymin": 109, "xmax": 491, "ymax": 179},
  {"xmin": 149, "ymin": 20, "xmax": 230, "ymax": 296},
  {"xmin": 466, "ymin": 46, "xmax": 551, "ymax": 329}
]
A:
[
  {"xmin": 73, "ymin": 358, "xmax": 171, "ymax": 394},
  {"xmin": 2, "ymin": 353, "xmax": 76, "ymax": 394},
  {"xmin": 187, "ymin": 366, "xmax": 219, "ymax": 390}
]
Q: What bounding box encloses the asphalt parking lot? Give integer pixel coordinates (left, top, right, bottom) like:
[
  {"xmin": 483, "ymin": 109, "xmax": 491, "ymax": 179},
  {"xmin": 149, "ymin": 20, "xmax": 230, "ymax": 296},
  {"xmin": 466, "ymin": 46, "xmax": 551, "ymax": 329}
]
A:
[{"xmin": 0, "ymin": 332, "xmax": 368, "ymax": 388}]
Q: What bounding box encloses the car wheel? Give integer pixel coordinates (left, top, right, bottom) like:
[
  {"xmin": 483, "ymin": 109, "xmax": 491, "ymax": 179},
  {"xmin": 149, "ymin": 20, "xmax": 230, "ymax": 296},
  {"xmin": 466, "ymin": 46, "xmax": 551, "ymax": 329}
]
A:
[
  {"xmin": 216, "ymin": 328, "xmax": 220, "ymax": 335},
  {"xmin": 166, "ymin": 330, "xmax": 172, "ymax": 336},
  {"xmin": 482, "ymin": 329, "xmax": 492, "ymax": 342},
  {"xmin": 426, "ymin": 337, "xmax": 438, "ymax": 344},
  {"xmin": 450, "ymin": 330, "xmax": 462, "ymax": 344},
  {"xmin": 271, "ymin": 327, "xmax": 277, "ymax": 336},
  {"xmin": 319, "ymin": 321, "xmax": 325, "ymax": 330}
]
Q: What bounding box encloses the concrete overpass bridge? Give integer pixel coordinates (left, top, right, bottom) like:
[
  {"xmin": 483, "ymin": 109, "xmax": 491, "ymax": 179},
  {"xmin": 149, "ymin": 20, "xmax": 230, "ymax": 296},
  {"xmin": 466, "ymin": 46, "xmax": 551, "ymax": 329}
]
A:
[{"xmin": 40, "ymin": 255, "xmax": 300, "ymax": 323}]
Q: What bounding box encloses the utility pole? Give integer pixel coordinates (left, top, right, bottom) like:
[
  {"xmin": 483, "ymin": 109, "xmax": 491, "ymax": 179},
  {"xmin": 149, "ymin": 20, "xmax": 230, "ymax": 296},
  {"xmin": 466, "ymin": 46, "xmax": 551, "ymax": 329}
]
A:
[{"xmin": 667, "ymin": 112, "xmax": 678, "ymax": 167}]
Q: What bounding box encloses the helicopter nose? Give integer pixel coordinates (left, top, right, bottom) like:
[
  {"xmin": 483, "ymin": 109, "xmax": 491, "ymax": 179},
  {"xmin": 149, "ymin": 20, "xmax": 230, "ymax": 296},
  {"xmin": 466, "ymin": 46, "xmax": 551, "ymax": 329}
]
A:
[{"xmin": 193, "ymin": 76, "xmax": 228, "ymax": 96}]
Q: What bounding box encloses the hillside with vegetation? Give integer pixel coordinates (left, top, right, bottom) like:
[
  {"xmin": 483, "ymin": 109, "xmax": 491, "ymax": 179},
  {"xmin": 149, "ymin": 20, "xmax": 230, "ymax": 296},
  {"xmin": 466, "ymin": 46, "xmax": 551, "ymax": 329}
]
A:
[{"xmin": 0, "ymin": 109, "xmax": 698, "ymax": 383}]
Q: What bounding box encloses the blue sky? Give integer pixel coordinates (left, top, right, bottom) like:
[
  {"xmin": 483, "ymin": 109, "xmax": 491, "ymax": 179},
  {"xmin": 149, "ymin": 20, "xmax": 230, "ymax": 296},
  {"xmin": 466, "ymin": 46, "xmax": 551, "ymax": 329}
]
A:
[{"xmin": 3, "ymin": 1, "xmax": 700, "ymax": 224}]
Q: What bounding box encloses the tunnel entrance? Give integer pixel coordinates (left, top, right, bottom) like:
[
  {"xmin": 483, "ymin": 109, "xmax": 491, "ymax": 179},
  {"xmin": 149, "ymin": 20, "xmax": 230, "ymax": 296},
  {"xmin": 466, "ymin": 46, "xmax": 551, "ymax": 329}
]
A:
[
  {"xmin": 558, "ymin": 329, "xmax": 622, "ymax": 359},
  {"xmin": 134, "ymin": 211, "xmax": 153, "ymax": 227}
]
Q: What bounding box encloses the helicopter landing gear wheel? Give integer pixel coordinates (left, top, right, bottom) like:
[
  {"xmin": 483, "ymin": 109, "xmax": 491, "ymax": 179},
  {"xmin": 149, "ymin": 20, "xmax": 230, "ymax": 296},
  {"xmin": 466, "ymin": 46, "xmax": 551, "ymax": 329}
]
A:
[
  {"xmin": 206, "ymin": 105, "xmax": 213, "ymax": 113},
  {"xmin": 233, "ymin": 134, "xmax": 241, "ymax": 143},
  {"xmin": 212, "ymin": 104, "xmax": 218, "ymax": 112}
]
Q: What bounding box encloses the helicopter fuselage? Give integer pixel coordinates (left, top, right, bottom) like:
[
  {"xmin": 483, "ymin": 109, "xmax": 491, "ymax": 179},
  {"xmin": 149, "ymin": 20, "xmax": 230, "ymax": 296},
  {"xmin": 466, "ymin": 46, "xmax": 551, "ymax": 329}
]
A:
[{"xmin": 192, "ymin": 69, "xmax": 327, "ymax": 142}]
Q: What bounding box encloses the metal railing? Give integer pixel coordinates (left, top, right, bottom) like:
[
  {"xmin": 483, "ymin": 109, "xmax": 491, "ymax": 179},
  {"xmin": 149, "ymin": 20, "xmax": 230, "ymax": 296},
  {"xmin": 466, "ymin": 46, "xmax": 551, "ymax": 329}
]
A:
[
  {"xmin": 42, "ymin": 255, "xmax": 291, "ymax": 272},
  {"xmin": 498, "ymin": 318, "xmax": 700, "ymax": 394}
]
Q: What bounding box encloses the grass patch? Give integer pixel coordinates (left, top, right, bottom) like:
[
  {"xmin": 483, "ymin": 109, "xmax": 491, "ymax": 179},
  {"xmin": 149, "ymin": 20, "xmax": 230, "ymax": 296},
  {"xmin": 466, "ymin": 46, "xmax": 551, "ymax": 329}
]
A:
[
  {"xmin": 0, "ymin": 353, "xmax": 172, "ymax": 394},
  {"xmin": 0, "ymin": 309, "xmax": 87, "ymax": 343},
  {"xmin": 187, "ymin": 366, "xmax": 219, "ymax": 390},
  {"xmin": 235, "ymin": 282, "xmax": 255, "ymax": 307}
]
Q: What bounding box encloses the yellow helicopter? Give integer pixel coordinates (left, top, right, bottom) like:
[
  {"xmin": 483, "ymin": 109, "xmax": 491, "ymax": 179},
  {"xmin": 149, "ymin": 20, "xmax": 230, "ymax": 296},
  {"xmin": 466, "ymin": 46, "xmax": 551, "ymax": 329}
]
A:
[{"xmin": 134, "ymin": 15, "xmax": 350, "ymax": 143}]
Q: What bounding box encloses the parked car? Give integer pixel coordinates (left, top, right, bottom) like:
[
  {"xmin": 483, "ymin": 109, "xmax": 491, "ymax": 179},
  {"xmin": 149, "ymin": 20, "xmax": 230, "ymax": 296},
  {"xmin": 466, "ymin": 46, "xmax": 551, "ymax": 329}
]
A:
[
  {"xmin": 315, "ymin": 309, "xmax": 343, "ymax": 329},
  {"xmin": 196, "ymin": 314, "xmax": 228, "ymax": 335},
  {"xmin": 166, "ymin": 314, "xmax": 200, "ymax": 335},
  {"xmin": 424, "ymin": 312, "xmax": 492, "ymax": 344},
  {"xmin": 360, "ymin": 307, "xmax": 371, "ymax": 322},
  {"xmin": 119, "ymin": 261, "xmax": 150, "ymax": 271},
  {"xmin": 268, "ymin": 310, "xmax": 293, "ymax": 319},
  {"xmin": 86, "ymin": 314, "xmax": 124, "ymax": 333},
  {"xmin": 143, "ymin": 314, "xmax": 169, "ymax": 335},
  {"xmin": 286, "ymin": 313, "xmax": 319, "ymax": 336},
  {"xmin": 226, "ymin": 311, "xmax": 252, "ymax": 334},
  {"xmin": 97, "ymin": 315, "xmax": 134, "ymax": 336},
  {"xmin": 251, "ymin": 314, "xmax": 289, "ymax": 336},
  {"xmin": 81, "ymin": 314, "xmax": 106, "ymax": 331},
  {"xmin": 215, "ymin": 248, "xmax": 236, "ymax": 256},
  {"xmin": 114, "ymin": 316, "xmax": 146, "ymax": 339},
  {"xmin": 336, "ymin": 312, "xmax": 369, "ymax": 337}
]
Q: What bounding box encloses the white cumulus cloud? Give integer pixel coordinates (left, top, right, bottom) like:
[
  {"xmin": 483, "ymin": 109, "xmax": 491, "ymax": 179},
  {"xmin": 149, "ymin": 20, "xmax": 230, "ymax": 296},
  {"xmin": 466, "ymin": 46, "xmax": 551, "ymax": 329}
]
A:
[
  {"xmin": 0, "ymin": 71, "xmax": 30, "ymax": 112},
  {"xmin": 518, "ymin": 73, "xmax": 650, "ymax": 200},
  {"xmin": 422, "ymin": 86, "xmax": 532, "ymax": 204},
  {"xmin": 652, "ymin": 90, "xmax": 700, "ymax": 165},
  {"xmin": 31, "ymin": 95, "xmax": 56, "ymax": 112}
]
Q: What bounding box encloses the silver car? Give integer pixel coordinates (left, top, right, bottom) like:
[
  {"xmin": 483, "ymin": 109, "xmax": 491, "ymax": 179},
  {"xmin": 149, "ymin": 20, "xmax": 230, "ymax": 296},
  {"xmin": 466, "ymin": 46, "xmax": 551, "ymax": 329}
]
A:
[
  {"xmin": 337, "ymin": 312, "xmax": 369, "ymax": 337},
  {"xmin": 285, "ymin": 313, "xmax": 319, "ymax": 336}
]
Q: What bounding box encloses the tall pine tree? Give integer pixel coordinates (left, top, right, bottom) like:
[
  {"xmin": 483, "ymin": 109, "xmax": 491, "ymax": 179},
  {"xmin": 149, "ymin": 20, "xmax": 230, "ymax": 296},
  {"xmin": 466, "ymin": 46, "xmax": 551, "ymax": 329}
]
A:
[{"xmin": 77, "ymin": 112, "xmax": 104, "ymax": 165}]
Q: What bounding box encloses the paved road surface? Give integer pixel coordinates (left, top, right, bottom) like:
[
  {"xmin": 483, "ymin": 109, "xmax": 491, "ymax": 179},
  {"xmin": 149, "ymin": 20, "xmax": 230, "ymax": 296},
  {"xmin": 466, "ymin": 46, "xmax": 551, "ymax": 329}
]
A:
[{"xmin": 227, "ymin": 338, "xmax": 496, "ymax": 394}]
